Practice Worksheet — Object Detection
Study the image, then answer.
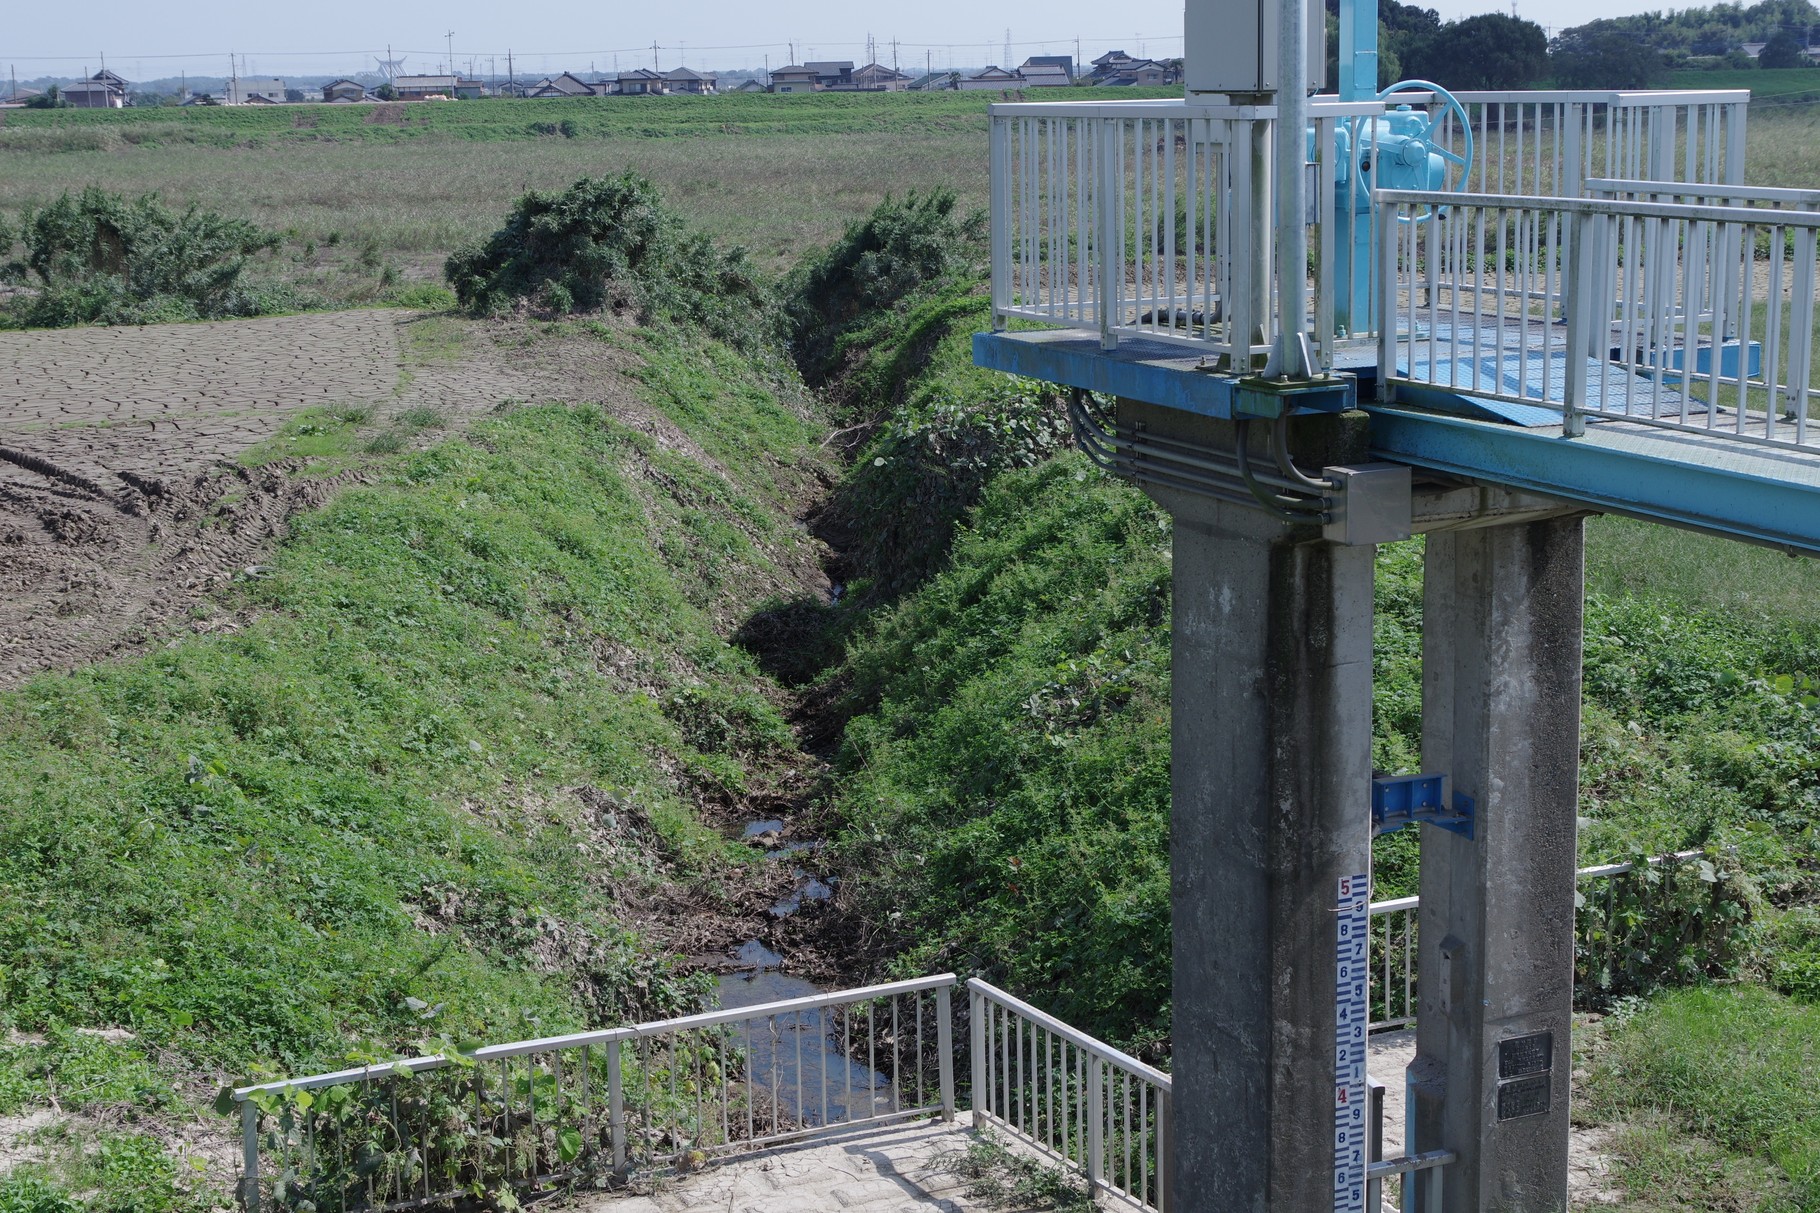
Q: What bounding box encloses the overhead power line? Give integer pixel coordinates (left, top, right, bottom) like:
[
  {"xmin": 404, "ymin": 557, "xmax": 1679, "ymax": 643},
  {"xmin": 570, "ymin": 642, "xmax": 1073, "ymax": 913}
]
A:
[{"xmin": 0, "ymin": 31, "xmax": 1185, "ymax": 65}]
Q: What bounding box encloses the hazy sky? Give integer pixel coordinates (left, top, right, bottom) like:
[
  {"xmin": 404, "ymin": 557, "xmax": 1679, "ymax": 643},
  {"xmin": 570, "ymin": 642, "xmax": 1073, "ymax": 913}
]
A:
[{"xmin": 4, "ymin": 0, "xmax": 1663, "ymax": 81}]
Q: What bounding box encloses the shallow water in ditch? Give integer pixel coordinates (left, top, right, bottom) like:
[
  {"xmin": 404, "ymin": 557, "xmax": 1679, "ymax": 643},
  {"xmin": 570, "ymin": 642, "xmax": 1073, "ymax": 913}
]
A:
[
  {"xmin": 711, "ymin": 821, "xmax": 886, "ymax": 1125},
  {"xmin": 714, "ymin": 940, "xmax": 889, "ymax": 1127}
]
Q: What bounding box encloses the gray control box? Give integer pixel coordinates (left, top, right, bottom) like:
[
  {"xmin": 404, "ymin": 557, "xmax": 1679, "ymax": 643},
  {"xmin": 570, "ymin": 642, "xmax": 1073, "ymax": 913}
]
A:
[
  {"xmin": 1185, "ymin": 0, "xmax": 1327, "ymax": 96},
  {"xmin": 1322, "ymin": 463, "xmax": 1413, "ymax": 547}
]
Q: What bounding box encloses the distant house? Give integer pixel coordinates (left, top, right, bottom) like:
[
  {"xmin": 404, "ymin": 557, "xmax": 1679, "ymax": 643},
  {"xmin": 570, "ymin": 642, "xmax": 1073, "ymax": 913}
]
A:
[
  {"xmin": 770, "ymin": 65, "xmax": 819, "ymax": 93},
  {"xmin": 1019, "ymin": 55, "xmax": 1074, "ymax": 86},
  {"xmin": 394, "ymin": 74, "xmax": 483, "ymax": 100},
  {"xmin": 807, "ymin": 60, "xmax": 856, "ymax": 89},
  {"xmin": 1085, "ymin": 51, "xmax": 1179, "ymax": 87},
  {"xmin": 732, "ymin": 78, "xmax": 767, "ymax": 93},
  {"xmin": 852, "ymin": 63, "xmax": 911, "ymax": 91},
  {"xmin": 663, "ymin": 67, "xmax": 717, "ymax": 94},
  {"xmin": 612, "ymin": 69, "xmax": 666, "ymax": 95},
  {"xmin": 322, "ymin": 79, "xmax": 368, "ymax": 103},
  {"xmin": 225, "ymin": 77, "xmax": 287, "ymax": 104},
  {"xmin": 1741, "ymin": 42, "xmax": 1768, "ymax": 58},
  {"xmin": 960, "ymin": 65, "xmax": 1023, "ymax": 91},
  {"xmin": 1019, "ymin": 63, "xmax": 1073, "ymax": 87},
  {"xmin": 908, "ymin": 71, "xmax": 960, "ymax": 91},
  {"xmin": 62, "ymin": 77, "xmax": 127, "ymax": 108},
  {"xmin": 527, "ymin": 72, "xmax": 596, "ymax": 98}
]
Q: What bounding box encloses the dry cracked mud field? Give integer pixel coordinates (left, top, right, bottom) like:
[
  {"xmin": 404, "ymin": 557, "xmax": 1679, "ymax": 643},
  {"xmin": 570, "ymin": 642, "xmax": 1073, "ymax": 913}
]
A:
[{"xmin": 0, "ymin": 309, "xmax": 553, "ymax": 687}]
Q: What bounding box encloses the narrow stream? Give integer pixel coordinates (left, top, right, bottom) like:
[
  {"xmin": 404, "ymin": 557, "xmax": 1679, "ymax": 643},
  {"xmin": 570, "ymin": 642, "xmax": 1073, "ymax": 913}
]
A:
[{"xmin": 712, "ymin": 822, "xmax": 882, "ymax": 1126}]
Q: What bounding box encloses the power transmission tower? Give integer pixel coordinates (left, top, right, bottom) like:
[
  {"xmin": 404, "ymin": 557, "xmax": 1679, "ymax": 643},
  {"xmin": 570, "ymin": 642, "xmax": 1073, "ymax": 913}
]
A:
[
  {"xmin": 445, "ymin": 31, "xmax": 455, "ymax": 78},
  {"xmin": 1004, "ymin": 29, "xmax": 1012, "ymax": 65}
]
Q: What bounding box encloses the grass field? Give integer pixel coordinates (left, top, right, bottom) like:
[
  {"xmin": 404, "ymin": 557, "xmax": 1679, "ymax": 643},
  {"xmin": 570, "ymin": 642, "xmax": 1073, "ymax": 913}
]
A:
[
  {"xmin": 1670, "ymin": 65, "xmax": 1820, "ymax": 102},
  {"xmin": 0, "ymin": 89, "xmax": 1172, "ymax": 281}
]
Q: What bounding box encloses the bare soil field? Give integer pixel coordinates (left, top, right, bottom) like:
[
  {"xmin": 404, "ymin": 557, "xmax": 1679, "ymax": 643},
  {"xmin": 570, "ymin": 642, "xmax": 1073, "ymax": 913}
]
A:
[{"xmin": 0, "ymin": 310, "xmax": 560, "ymax": 686}]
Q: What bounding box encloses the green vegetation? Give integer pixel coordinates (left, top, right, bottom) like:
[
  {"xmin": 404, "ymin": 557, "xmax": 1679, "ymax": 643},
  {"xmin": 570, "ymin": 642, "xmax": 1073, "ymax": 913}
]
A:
[
  {"xmin": 831, "ymin": 457, "xmax": 1172, "ymax": 1049},
  {"xmin": 444, "ymin": 173, "xmax": 772, "ymax": 351},
  {"xmin": 0, "ymin": 88, "xmax": 1163, "ymax": 312},
  {"xmin": 0, "ymin": 89, "xmax": 1172, "ymax": 146},
  {"xmin": 945, "ymin": 1131, "xmax": 1096, "ymax": 1212},
  {"xmin": 1586, "ymin": 987, "xmax": 1820, "ymax": 1208},
  {"xmin": 0, "ymin": 187, "xmax": 290, "ymax": 328},
  {"xmin": 0, "ymin": 380, "xmax": 820, "ymax": 1071},
  {"xmin": 0, "ymin": 286, "xmax": 827, "ymax": 1208}
]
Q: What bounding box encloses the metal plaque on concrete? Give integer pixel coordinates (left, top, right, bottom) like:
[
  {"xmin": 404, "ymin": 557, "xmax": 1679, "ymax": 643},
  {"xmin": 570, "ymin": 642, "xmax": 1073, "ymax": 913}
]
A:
[
  {"xmin": 1333, "ymin": 873, "xmax": 1370, "ymax": 1212},
  {"xmin": 1495, "ymin": 1030, "xmax": 1554, "ymax": 1120}
]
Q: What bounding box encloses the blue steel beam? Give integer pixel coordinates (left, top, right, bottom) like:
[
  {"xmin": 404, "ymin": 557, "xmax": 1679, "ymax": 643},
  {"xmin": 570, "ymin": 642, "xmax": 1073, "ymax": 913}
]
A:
[
  {"xmin": 1367, "ymin": 407, "xmax": 1820, "ymax": 556},
  {"xmin": 974, "ymin": 330, "xmax": 1820, "ymax": 556}
]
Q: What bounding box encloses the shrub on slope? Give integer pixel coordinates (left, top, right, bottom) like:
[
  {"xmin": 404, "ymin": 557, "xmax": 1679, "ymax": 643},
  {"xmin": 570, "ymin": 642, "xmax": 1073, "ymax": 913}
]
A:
[
  {"xmin": 444, "ymin": 173, "xmax": 773, "ymax": 352},
  {"xmin": 0, "ymin": 187, "xmax": 290, "ymax": 328}
]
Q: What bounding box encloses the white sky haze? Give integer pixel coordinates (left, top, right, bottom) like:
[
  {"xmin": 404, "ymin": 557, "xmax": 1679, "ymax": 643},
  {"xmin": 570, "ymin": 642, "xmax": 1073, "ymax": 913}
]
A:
[{"xmin": 3, "ymin": 0, "xmax": 1687, "ymax": 80}]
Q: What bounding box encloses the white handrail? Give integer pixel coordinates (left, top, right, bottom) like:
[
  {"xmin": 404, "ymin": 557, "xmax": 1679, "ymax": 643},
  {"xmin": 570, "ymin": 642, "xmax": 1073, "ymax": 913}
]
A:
[
  {"xmin": 969, "ymin": 977, "xmax": 1171, "ymax": 1212},
  {"xmin": 236, "ymin": 974, "xmax": 958, "ymax": 1213}
]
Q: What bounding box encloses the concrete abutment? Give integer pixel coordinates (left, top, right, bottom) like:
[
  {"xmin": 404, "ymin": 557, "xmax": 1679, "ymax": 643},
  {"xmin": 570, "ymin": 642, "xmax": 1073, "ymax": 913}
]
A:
[{"xmin": 1124, "ymin": 399, "xmax": 1587, "ymax": 1212}]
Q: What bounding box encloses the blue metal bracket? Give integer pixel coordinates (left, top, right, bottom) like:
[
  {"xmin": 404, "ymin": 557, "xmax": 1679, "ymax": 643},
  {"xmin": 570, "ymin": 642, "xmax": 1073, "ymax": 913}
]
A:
[
  {"xmin": 1234, "ymin": 374, "xmax": 1357, "ymax": 419},
  {"xmin": 1372, "ymin": 773, "xmax": 1475, "ymax": 838}
]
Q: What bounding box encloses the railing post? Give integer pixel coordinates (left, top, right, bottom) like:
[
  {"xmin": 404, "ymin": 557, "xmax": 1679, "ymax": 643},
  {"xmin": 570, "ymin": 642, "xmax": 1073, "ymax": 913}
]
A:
[
  {"xmin": 1563, "ymin": 208, "xmax": 1596, "ymax": 436},
  {"xmin": 607, "ymin": 1037, "xmax": 626, "ymax": 1172},
  {"xmin": 239, "ymin": 1099, "xmax": 259, "ymax": 1213},
  {"xmin": 1376, "ymin": 194, "xmax": 1397, "ymax": 402},
  {"xmin": 969, "ymin": 983, "xmax": 987, "ymax": 1122},
  {"xmin": 937, "ymin": 984, "xmax": 955, "ymax": 1123},
  {"xmin": 1097, "ymin": 118, "xmax": 1121, "ymax": 351},
  {"xmin": 990, "ymin": 115, "xmax": 1011, "ymax": 331},
  {"xmin": 1087, "ymin": 1057, "xmax": 1105, "ymax": 1198},
  {"xmin": 1156, "ymin": 1086, "xmax": 1173, "ymax": 1213},
  {"xmin": 1724, "ymin": 100, "xmax": 1747, "ymax": 188}
]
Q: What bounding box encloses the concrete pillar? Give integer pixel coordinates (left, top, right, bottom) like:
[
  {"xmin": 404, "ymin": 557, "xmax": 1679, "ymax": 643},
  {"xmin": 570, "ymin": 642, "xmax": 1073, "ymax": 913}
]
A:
[
  {"xmin": 1411, "ymin": 516, "xmax": 1585, "ymax": 1212},
  {"xmin": 1134, "ymin": 406, "xmax": 1377, "ymax": 1212}
]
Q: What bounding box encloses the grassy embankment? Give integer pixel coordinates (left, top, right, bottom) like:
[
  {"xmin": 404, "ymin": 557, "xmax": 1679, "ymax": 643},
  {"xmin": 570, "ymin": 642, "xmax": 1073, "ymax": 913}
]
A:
[{"xmin": 0, "ymin": 312, "xmax": 828, "ymax": 1211}]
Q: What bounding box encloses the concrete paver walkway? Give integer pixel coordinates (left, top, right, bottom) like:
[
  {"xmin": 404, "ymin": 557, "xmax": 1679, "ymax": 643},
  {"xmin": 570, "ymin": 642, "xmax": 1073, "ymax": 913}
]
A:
[
  {"xmin": 588, "ymin": 1114, "xmax": 991, "ymax": 1213},
  {"xmin": 582, "ymin": 1034, "xmax": 1617, "ymax": 1212}
]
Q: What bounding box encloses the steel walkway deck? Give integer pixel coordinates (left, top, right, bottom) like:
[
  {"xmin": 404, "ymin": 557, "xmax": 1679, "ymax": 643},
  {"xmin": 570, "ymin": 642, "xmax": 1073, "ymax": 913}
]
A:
[{"xmin": 974, "ymin": 329, "xmax": 1820, "ymax": 554}]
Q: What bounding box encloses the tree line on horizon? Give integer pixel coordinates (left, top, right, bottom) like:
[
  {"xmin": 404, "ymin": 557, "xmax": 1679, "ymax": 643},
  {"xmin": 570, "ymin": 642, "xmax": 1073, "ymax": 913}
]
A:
[{"xmin": 1329, "ymin": 0, "xmax": 1820, "ymax": 91}]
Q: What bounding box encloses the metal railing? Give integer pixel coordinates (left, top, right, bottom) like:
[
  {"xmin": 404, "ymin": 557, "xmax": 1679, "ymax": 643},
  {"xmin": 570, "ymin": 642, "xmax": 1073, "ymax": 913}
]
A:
[
  {"xmin": 1368, "ymin": 851, "xmax": 1705, "ymax": 1031},
  {"xmin": 1438, "ymin": 90, "xmax": 1747, "ymax": 200},
  {"xmin": 234, "ymin": 975, "xmax": 955, "ymax": 1213},
  {"xmin": 969, "ymin": 978, "xmax": 1171, "ymax": 1212},
  {"xmin": 990, "ymin": 99, "xmax": 1261, "ymax": 363},
  {"xmin": 1377, "ymin": 185, "xmax": 1820, "ymax": 451},
  {"xmin": 989, "ymin": 97, "xmax": 1393, "ymax": 367},
  {"xmin": 987, "ymin": 90, "xmax": 1748, "ymax": 361}
]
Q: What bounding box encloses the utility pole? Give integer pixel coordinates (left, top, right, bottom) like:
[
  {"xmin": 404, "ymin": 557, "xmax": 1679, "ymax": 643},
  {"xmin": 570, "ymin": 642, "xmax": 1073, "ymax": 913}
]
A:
[
  {"xmin": 789, "ymin": 41, "xmax": 795, "ymax": 64},
  {"xmin": 653, "ymin": 41, "xmax": 659, "ymax": 71},
  {"xmin": 507, "ymin": 50, "xmax": 514, "ymax": 90},
  {"xmin": 892, "ymin": 39, "xmax": 900, "ymax": 74},
  {"xmin": 445, "ymin": 31, "xmax": 455, "ymax": 80}
]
